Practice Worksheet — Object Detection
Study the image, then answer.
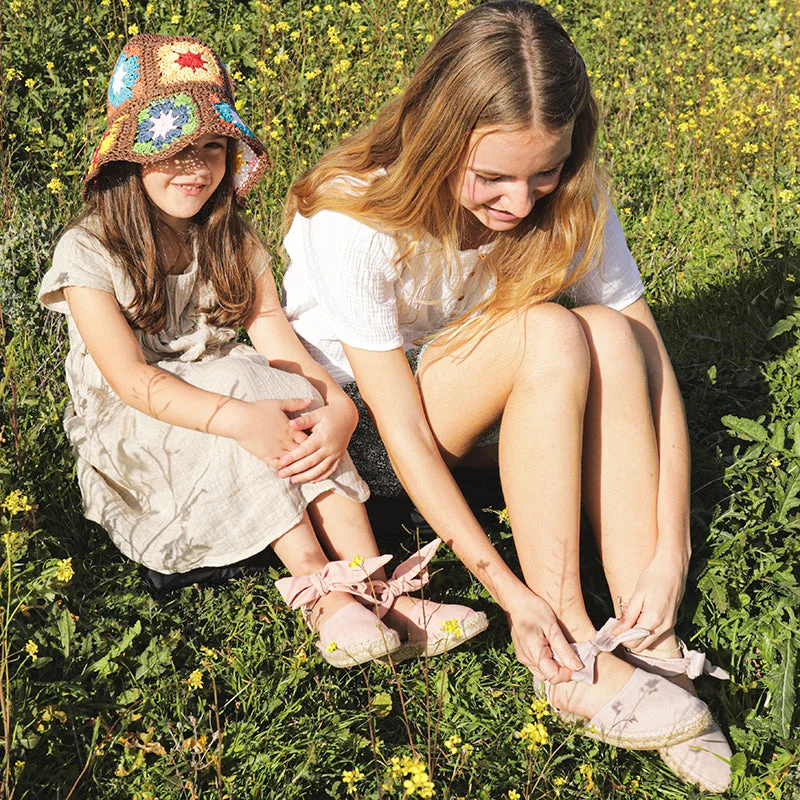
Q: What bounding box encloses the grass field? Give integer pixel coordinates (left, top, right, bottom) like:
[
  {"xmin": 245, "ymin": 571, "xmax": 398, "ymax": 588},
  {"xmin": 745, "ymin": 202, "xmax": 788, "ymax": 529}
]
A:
[{"xmin": 2, "ymin": 0, "xmax": 799, "ymax": 797}]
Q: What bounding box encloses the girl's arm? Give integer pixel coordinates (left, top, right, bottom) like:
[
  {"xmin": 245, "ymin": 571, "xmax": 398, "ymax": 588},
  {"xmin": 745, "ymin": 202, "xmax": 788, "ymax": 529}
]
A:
[
  {"xmin": 343, "ymin": 343, "xmax": 582, "ymax": 682},
  {"xmin": 63, "ymin": 285, "xmax": 309, "ymax": 465},
  {"xmin": 246, "ymin": 268, "xmax": 358, "ymax": 482},
  {"xmin": 614, "ymin": 296, "xmax": 691, "ymax": 642}
]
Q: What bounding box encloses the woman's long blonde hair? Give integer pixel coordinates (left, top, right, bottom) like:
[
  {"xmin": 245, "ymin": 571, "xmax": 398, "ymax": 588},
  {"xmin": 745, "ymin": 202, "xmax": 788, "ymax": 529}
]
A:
[{"xmin": 287, "ymin": 0, "xmax": 608, "ymax": 351}]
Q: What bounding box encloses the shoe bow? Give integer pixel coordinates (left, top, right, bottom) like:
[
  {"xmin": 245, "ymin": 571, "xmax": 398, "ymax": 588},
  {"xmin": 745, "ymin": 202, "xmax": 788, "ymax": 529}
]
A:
[
  {"xmin": 568, "ymin": 617, "xmax": 651, "ymax": 684},
  {"xmin": 273, "ymin": 539, "xmax": 442, "ymax": 614}
]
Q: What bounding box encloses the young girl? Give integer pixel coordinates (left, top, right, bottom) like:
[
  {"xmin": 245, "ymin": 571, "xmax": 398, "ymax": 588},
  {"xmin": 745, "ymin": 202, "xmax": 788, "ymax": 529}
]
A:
[
  {"xmin": 282, "ymin": 1, "xmax": 731, "ymax": 790},
  {"xmin": 39, "ymin": 34, "xmax": 486, "ymax": 669}
]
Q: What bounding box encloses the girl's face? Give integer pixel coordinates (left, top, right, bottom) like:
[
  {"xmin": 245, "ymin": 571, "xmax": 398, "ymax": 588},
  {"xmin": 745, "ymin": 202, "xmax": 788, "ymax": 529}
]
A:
[
  {"xmin": 141, "ymin": 133, "xmax": 228, "ymax": 229},
  {"xmin": 449, "ymin": 123, "xmax": 574, "ymax": 233}
]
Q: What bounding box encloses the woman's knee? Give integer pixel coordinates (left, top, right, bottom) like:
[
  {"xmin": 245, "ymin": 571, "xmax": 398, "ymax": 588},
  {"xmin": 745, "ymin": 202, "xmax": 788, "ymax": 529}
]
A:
[
  {"xmin": 572, "ymin": 305, "xmax": 644, "ymax": 369},
  {"xmin": 515, "ymin": 303, "xmax": 591, "ymax": 386}
]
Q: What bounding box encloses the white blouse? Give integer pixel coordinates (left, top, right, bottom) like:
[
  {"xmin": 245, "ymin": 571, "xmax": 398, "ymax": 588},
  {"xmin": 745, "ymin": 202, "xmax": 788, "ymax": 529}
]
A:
[{"xmin": 282, "ymin": 206, "xmax": 644, "ymax": 385}]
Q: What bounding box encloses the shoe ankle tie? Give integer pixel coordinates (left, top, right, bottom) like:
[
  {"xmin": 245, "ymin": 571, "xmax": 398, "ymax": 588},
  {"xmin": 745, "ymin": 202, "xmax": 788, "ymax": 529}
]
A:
[
  {"xmin": 632, "ymin": 642, "xmax": 730, "ymax": 681},
  {"xmin": 369, "ymin": 538, "xmax": 441, "ymax": 617},
  {"xmin": 274, "ymin": 539, "xmax": 442, "ymax": 615},
  {"xmin": 568, "ymin": 617, "xmax": 651, "ymax": 684},
  {"xmin": 274, "ymin": 554, "xmax": 394, "ymax": 609}
]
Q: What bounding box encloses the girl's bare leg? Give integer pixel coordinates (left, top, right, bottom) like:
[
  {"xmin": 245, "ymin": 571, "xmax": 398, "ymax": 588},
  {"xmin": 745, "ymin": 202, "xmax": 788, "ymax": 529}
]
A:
[
  {"xmin": 417, "ymin": 303, "xmax": 636, "ymax": 717},
  {"xmin": 305, "ymin": 490, "xmax": 432, "ymax": 636},
  {"xmin": 271, "ymin": 511, "xmax": 358, "ymax": 629}
]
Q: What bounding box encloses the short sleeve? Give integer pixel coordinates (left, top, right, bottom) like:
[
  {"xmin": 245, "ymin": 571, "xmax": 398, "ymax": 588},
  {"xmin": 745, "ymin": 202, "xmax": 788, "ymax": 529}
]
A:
[
  {"xmin": 569, "ymin": 206, "xmax": 644, "ymax": 310},
  {"xmin": 288, "ymin": 210, "xmax": 402, "ymax": 351},
  {"xmin": 39, "ymin": 227, "xmax": 116, "ymax": 314},
  {"xmin": 246, "ymin": 238, "xmax": 271, "ymax": 281}
]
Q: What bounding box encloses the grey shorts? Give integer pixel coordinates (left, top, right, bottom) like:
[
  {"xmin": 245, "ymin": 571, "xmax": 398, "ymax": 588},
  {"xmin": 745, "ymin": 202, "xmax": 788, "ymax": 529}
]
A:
[{"xmin": 342, "ymin": 346, "xmax": 500, "ymax": 498}]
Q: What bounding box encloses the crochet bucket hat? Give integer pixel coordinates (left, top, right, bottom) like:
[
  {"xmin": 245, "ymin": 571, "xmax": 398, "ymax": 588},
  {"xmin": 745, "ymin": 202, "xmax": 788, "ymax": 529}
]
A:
[{"xmin": 84, "ymin": 34, "xmax": 268, "ymax": 200}]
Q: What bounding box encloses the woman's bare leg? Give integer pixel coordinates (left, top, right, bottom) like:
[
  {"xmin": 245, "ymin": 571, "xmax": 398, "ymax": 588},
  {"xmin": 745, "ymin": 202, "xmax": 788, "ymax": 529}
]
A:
[
  {"xmin": 574, "ymin": 306, "xmax": 684, "ymax": 658},
  {"xmin": 417, "ymin": 303, "xmax": 636, "ymax": 716}
]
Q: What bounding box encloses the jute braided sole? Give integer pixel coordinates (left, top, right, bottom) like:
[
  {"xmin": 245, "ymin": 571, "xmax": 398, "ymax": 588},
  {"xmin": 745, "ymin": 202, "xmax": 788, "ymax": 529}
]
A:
[
  {"xmin": 387, "ymin": 610, "xmax": 489, "ymax": 663},
  {"xmin": 317, "ymin": 629, "xmax": 402, "ymax": 669}
]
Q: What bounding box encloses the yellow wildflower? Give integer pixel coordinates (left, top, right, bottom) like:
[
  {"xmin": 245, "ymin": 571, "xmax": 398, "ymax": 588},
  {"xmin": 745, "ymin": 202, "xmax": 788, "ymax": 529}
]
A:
[
  {"xmin": 47, "ymin": 178, "xmax": 63, "ymax": 194},
  {"xmin": 187, "ymin": 669, "xmax": 203, "ymax": 689},
  {"xmin": 348, "ymin": 554, "xmax": 364, "ymax": 568},
  {"xmin": 508, "ymin": 792, "xmax": 521, "ymax": 800},
  {"xmin": 444, "ymin": 733, "xmax": 462, "ymax": 753},
  {"xmin": 3, "ymin": 490, "xmax": 32, "ymax": 516},
  {"xmin": 342, "ymin": 767, "xmax": 364, "ymax": 791},
  {"xmin": 326, "ymin": 641, "xmax": 338, "ymax": 652},
  {"xmin": 517, "ymin": 721, "xmax": 549, "ymax": 752},
  {"xmin": 440, "ymin": 618, "xmax": 463, "ymax": 638},
  {"xmin": 25, "ymin": 640, "xmax": 39, "ymax": 661},
  {"xmin": 55, "ymin": 558, "xmax": 74, "ymax": 583},
  {"xmin": 127, "ymin": 24, "xmax": 139, "ymax": 35}
]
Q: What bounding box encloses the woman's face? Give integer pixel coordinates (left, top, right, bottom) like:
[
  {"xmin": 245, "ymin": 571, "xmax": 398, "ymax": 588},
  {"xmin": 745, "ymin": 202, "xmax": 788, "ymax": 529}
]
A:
[{"xmin": 449, "ymin": 122, "xmax": 574, "ymax": 232}]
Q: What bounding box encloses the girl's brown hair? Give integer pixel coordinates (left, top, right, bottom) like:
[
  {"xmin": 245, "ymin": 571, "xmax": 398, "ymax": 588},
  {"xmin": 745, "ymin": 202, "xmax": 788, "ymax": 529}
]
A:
[
  {"xmin": 75, "ymin": 144, "xmax": 258, "ymax": 332},
  {"xmin": 287, "ymin": 0, "xmax": 608, "ymax": 350}
]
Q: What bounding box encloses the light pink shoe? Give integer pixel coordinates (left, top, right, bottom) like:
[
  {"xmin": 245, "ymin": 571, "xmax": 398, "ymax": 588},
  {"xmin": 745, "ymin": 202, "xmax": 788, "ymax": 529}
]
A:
[
  {"xmin": 623, "ymin": 643, "xmax": 732, "ymax": 793},
  {"xmin": 367, "ymin": 539, "xmax": 488, "ymax": 661},
  {"xmin": 539, "ymin": 619, "xmax": 713, "ymax": 750},
  {"xmin": 275, "ymin": 556, "xmax": 402, "ymax": 668}
]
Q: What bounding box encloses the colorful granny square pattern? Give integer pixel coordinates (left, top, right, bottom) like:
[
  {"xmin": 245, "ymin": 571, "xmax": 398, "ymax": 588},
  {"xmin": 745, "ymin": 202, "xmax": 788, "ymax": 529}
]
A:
[
  {"xmin": 157, "ymin": 41, "xmax": 222, "ymax": 85},
  {"xmin": 108, "ymin": 50, "xmax": 141, "ymax": 108},
  {"xmin": 132, "ymin": 94, "xmax": 198, "ymax": 155},
  {"xmin": 212, "ymin": 99, "xmax": 255, "ymax": 138},
  {"xmin": 232, "ymin": 142, "xmax": 260, "ymax": 192},
  {"xmin": 90, "ymin": 114, "xmax": 130, "ymax": 169}
]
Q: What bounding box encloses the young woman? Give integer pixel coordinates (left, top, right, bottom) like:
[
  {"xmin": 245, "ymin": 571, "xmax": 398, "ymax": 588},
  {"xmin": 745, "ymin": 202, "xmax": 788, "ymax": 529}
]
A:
[{"xmin": 280, "ymin": 1, "xmax": 731, "ymax": 790}]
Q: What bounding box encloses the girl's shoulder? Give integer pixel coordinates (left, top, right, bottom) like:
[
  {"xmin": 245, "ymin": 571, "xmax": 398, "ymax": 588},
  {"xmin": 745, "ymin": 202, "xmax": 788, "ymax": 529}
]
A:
[{"xmin": 40, "ymin": 220, "xmax": 119, "ymax": 314}]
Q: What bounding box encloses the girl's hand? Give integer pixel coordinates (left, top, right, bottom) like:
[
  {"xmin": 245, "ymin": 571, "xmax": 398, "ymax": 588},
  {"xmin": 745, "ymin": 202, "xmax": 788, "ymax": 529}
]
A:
[
  {"xmin": 504, "ymin": 588, "xmax": 583, "ymax": 684},
  {"xmin": 231, "ymin": 398, "xmax": 311, "ymax": 467},
  {"xmin": 276, "ymin": 399, "xmax": 358, "ymax": 483},
  {"xmin": 611, "ymin": 551, "xmax": 688, "ymax": 650}
]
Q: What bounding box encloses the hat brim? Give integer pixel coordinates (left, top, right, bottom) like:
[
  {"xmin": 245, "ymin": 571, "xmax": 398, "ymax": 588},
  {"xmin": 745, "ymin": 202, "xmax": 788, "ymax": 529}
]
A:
[{"xmin": 83, "ymin": 88, "xmax": 268, "ymax": 201}]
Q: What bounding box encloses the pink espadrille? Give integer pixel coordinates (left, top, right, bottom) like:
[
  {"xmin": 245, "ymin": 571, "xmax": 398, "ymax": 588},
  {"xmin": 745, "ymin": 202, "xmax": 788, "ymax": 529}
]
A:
[
  {"xmin": 623, "ymin": 642, "xmax": 732, "ymax": 793},
  {"xmin": 275, "ymin": 555, "xmax": 401, "ymax": 668},
  {"xmin": 538, "ymin": 618, "xmax": 712, "ymax": 750}
]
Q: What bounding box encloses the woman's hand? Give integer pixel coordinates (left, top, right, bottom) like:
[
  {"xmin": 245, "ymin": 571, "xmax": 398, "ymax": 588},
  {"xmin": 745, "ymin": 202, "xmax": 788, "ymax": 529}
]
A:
[
  {"xmin": 504, "ymin": 588, "xmax": 583, "ymax": 684},
  {"xmin": 611, "ymin": 550, "xmax": 688, "ymax": 650},
  {"xmin": 276, "ymin": 397, "xmax": 359, "ymax": 483},
  {"xmin": 230, "ymin": 398, "xmax": 311, "ymax": 467}
]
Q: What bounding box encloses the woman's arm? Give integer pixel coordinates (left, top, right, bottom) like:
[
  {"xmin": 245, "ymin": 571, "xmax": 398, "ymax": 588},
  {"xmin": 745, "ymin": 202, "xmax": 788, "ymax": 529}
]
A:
[
  {"xmin": 246, "ymin": 269, "xmax": 358, "ymax": 482},
  {"xmin": 64, "ymin": 285, "xmax": 308, "ymax": 465},
  {"xmin": 344, "ymin": 343, "xmax": 582, "ymax": 681},
  {"xmin": 615, "ymin": 296, "xmax": 691, "ymax": 638}
]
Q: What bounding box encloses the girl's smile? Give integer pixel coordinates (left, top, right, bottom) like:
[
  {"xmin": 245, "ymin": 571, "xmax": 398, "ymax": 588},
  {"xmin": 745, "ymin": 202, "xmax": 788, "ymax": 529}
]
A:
[
  {"xmin": 450, "ymin": 123, "xmax": 574, "ymax": 233},
  {"xmin": 141, "ymin": 133, "xmax": 228, "ymax": 228}
]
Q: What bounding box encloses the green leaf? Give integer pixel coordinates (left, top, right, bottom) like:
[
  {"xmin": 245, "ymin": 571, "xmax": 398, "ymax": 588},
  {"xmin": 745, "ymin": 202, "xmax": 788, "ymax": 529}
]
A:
[
  {"xmin": 775, "ymin": 468, "xmax": 800, "ymax": 523},
  {"xmin": 771, "ymin": 421, "xmax": 786, "ymax": 452},
  {"xmin": 721, "ymin": 415, "xmax": 769, "ymax": 442},
  {"xmin": 729, "ymin": 752, "xmax": 747, "ymax": 774},
  {"xmin": 116, "ymin": 688, "xmax": 141, "ymax": 706},
  {"xmin": 57, "ymin": 606, "xmax": 75, "ymax": 659},
  {"xmin": 772, "ymin": 640, "xmax": 797, "ymax": 737},
  {"xmin": 768, "ymin": 314, "xmax": 800, "ymax": 340},
  {"xmin": 369, "ymin": 691, "xmax": 393, "ymax": 718}
]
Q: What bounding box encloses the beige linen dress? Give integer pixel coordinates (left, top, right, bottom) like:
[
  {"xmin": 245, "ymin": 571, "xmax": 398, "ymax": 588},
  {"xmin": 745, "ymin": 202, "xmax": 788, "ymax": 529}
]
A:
[{"xmin": 39, "ymin": 225, "xmax": 369, "ymax": 573}]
